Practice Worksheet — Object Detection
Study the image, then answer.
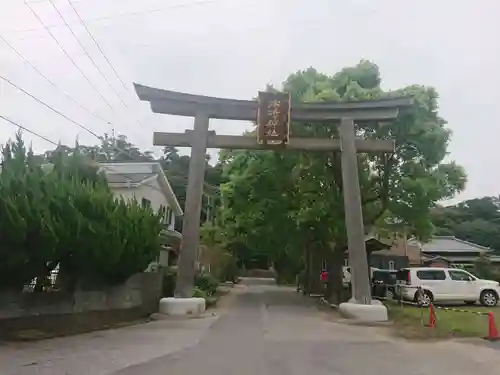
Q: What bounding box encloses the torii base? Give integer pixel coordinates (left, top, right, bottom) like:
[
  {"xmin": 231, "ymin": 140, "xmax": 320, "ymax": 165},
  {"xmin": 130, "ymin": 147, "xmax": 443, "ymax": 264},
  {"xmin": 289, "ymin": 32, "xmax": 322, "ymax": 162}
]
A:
[
  {"xmin": 156, "ymin": 297, "xmax": 206, "ymax": 317},
  {"xmin": 338, "ymin": 299, "xmax": 388, "ymax": 322}
]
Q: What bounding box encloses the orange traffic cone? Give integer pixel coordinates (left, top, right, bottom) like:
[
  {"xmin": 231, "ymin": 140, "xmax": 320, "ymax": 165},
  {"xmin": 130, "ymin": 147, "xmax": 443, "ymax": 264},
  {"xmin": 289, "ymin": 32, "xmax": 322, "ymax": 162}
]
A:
[
  {"xmin": 425, "ymin": 304, "xmax": 436, "ymax": 328},
  {"xmin": 484, "ymin": 312, "xmax": 500, "ymax": 341}
]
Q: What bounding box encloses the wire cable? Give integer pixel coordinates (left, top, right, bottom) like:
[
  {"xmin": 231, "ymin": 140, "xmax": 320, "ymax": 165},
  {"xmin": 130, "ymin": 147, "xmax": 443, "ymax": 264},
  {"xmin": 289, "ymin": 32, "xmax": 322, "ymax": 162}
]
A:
[
  {"xmin": 46, "ymin": 0, "xmax": 130, "ymax": 110},
  {"xmin": 64, "ymin": 0, "xmax": 155, "ymax": 137},
  {"xmin": 0, "ymin": 115, "xmax": 58, "ymax": 146},
  {"xmin": 0, "ymin": 34, "xmax": 111, "ymax": 126},
  {"xmin": 0, "ymin": 74, "xmax": 156, "ymax": 164},
  {"xmin": 65, "ymin": 0, "xmax": 168, "ymax": 137},
  {"xmin": 66, "ymin": 0, "xmax": 129, "ymax": 91},
  {"xmin": 10, "ymin": 0, "xmax": 217, "ymax": 36},
  {"xmin": 1, "ymin": 116, "xmax": 216, "ymax": 198},
  {"xmin": 0, "ymin": 74, "xmax": 104, "ymax": 140},
  {"xmin": 23, "ymin": 0, "xmax": 117, "ymax": 113}
]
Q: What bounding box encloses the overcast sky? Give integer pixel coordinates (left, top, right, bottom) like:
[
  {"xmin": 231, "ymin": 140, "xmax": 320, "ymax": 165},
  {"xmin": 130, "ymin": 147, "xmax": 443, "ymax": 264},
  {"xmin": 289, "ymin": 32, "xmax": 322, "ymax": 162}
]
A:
[{"xmin": 0, "ymin": 0, "xmax": 499, "ymax": 203}]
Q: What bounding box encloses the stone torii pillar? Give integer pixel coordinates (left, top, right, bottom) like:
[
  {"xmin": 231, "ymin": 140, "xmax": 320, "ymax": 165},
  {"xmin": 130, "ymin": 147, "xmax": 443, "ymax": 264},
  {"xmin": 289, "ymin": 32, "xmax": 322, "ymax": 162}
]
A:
[
  {"xmin": 339, "ymin": 117, "xmax": 372, "ymax": 305},
  {"xmin": 134, "ymin": 83, "xmax": 412, "ymax": 320}
]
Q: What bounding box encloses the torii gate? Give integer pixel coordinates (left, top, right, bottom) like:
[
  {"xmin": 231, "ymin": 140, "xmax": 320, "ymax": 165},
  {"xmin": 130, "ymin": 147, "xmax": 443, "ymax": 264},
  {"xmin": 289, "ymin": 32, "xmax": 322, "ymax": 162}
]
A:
[{"xmin": 134, "ymin": 83, "xmax": 412, "ymax": 315}]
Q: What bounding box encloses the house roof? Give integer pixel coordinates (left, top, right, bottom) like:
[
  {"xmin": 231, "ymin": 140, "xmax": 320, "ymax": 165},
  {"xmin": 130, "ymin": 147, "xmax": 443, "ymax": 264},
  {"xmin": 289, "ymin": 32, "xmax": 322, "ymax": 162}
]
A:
[
  {"xmin": 421, "ymin": 254, "xmax": 450, "ymax": 261},
  {"xmin": 105, "ymin": 173, "xmax": 156, "ymax": 184},
  {"xmin": 99, "ymin": 162, "xmax": 183, "ymax": 216},
  {"xmin": 415, "ymin": 236, "xmax": 491, "ymax": 253}
]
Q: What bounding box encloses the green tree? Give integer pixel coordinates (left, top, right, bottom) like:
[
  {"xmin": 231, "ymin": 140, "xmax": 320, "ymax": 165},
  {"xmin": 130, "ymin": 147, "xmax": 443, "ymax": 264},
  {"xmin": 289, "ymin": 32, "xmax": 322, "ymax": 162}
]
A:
[
  {"xmin": 0, "ymin": 132, "xmax": 166, "ymax": 291},
  {"xmin": 431, "ymin": 196, "xmax": 500, "ymax": 250},
  {"xmin": 42, "ymin": 134, "xmax": 154, "ymax": 163},
  {"xmin": 160, "ymin": 146, "xmax": 227, "ymax": 231},
  {"xmin": 219, "ymin": 61, "xmax": 466, "ymax": 303},
  {"xmin": 0, "ymin": 133, "xmax": 60, "ymax": 290},
  {"xmin": 54, "ymin": 180, "xmax": 165, "ymax": 288}
]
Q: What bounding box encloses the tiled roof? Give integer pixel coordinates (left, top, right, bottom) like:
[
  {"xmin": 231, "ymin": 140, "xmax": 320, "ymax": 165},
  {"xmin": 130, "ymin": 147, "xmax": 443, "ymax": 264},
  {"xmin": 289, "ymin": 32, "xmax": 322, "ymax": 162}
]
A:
[
  {"xmin": 105, "ymin": 172, "xmax": 155, "ymax": 184},
  {"xmin": 421, "ymin": 236, "xmax": 491, "ymax": 253}
]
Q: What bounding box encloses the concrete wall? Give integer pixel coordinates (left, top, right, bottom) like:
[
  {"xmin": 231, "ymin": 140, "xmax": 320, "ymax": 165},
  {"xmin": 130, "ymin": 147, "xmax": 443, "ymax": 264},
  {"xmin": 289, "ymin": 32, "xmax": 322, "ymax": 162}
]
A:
[
  {"xmin": 113, "ymin": 180, "xmax": 175, "ymax": 230},
  {"xmin": 0, "ymin": 272, "xmax": 163, "ymax": 320}
]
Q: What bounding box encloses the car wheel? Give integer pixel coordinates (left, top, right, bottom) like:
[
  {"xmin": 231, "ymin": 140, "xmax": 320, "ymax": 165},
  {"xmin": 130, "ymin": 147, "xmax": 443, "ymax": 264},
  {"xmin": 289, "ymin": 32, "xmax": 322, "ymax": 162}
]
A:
[
  {"xmin": 480, "ymin": 290, "xmax": 498, "ymax": 307},
  {"xmin": 385, "ymin": 289, "xmax": 394, "ymax": 300},
  {"xmin": 415, "ymin": 290, "xmax": 433, "ymax": 307}
]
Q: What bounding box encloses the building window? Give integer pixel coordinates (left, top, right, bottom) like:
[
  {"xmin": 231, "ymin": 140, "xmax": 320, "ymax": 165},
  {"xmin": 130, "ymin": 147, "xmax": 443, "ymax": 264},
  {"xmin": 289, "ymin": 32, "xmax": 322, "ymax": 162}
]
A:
[
  {"xmin": 388, "ymin": 261, "xmax": 395, "ymax": 270},
  {"xmin": 141, "ymin": 198, "xmax": 151, "ymax": 207},
  {"xmin": 321, "ymin": 259, "xmax": 328, "ymax": 271},
  {"xmin": 165, "ymin": 207, "xmax": 173, "ymax": 225}
]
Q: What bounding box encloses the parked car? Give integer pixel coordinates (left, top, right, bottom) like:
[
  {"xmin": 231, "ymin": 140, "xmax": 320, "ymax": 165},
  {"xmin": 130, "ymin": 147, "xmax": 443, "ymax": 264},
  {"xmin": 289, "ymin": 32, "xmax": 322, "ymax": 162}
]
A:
[
  {"xmin": 371, "ymin": 269, "xmax": 398, "ymax": 300},
  {"xmin": 342, "ymin": 266, "xmax": 380, "ymax": 287},
  {"xmin": 396, "ymin": 267, "xmax": 500, "ymax": 307}
]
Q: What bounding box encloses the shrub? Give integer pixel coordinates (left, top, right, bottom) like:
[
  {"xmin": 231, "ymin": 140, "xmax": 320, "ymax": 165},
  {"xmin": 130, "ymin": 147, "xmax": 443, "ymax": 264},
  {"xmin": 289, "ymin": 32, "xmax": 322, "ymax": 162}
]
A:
[
  {"xmin": 220, "ymin": 253, "xmax": 239, "ymax": 283},
  {"xmin": 0, "ymin": 134, "xmax": 165, "ymax": 291},
  {"xmin": 162, "ymin": 267, "xmax": 178, "ymax": 297},
  {"xmin": 195, "ymin": 273, "xmax": 219, "ymax": 296},
  {"xmin": 191, "ymin": 286, "xmax": 208, "ymax": 299},
  {"xmin": 191, "ymin": 287, "xmax": 217, "ymax": 308}
]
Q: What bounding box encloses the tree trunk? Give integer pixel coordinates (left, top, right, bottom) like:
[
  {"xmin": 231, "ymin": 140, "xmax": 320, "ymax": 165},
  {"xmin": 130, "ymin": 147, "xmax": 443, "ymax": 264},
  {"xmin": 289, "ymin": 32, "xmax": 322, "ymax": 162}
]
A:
[
  {"xmin": 326, "ymin": 243, "xmax": 346, "ymax": 305},
  {"xmin": 302, "ymin": 239, "xmax": 311, "ymax": 295}
]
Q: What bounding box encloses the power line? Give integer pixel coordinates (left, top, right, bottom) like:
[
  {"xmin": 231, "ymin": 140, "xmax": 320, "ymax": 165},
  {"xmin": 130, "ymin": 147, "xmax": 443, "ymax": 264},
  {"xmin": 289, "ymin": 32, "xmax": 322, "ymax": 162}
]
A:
[
  {"xmin": 1, "ymin": 116, "xmax": 216, "ymax": 202},
  {"xmin": 65, "ymin": 0, "xmax": 153, "ymax": 137},
  {"xmin": 1, "ymin": 116, "xmax": 166, "ymax": 194},
  {"xmin": 0, "ymin": 115, "xmax": 58, "ymax": 146},
  {"xmin": 8, "ymin": 0, "xmax": 217, "ymax": 36},
  {"xmin": 0, "ymin": 74, "xmax": 103, "ymax": 140},
  {"xmin": 23, "ymin": 0, "xmax": 117, "ymax": 113},
  {"xmin": 0, "ymin": 74, "xmax": 151, "ymax": 165},
  {"xmin": 0, "ymin": 34, "xmax": 112, "ymax": 126},
  {"xmin": 46, "ymin": 0, "xmax": 130, "ymax": 110},
  {"xmin": 1, "ymin": 25, "xmax": 149, "ymax": 158},
  {"xmin": 66, "ymin": 0, "xmax": 129, "ymax": 91},
  {"xmin": 0, "ymin": 115, "xmax": 196, "ymax": 199}
]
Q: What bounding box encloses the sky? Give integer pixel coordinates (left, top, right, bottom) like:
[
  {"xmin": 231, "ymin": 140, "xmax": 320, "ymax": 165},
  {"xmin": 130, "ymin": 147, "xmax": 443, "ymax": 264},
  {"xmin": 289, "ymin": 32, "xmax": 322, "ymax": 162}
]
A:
[{"xmin": 0, "ymin": 0, "xmax": 499, "ymax": 204}]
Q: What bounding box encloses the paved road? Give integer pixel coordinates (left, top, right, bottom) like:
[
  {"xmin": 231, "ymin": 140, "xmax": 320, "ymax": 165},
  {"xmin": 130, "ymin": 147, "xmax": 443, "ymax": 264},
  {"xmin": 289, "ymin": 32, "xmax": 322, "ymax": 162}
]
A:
[
  {"xmin": 3, "ymin": 279, "xmax": 500, "ymax": 374},
  {"xmin": 115, "ymin": 279, "xmax": 500, "ymax": 375}
]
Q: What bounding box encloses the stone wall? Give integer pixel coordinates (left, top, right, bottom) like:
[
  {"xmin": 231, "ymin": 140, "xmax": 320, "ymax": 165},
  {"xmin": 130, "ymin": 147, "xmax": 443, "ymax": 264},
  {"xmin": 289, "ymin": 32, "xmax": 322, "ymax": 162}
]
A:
[
  {"xmin": 0, "ymin": 272, "xmax": 163, "ymax": 339},
  {"xmin": 0, "ymin": 272, "xmax": 163, "ymax": 319}
]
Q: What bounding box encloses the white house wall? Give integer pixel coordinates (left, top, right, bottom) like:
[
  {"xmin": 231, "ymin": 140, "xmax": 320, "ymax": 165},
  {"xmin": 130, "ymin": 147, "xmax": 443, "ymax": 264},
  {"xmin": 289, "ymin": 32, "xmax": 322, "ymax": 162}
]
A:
[{"xmin": 112, "ymin": 179, "xmax": 175, "ymax": 230}]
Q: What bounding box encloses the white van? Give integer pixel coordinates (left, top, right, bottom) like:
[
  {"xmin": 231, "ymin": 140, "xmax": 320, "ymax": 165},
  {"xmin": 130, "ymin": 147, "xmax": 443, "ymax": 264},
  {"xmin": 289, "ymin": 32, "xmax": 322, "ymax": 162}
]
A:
[{"xmin": 396, "ymin": 267, "xmax": 500, "ymax": 306}]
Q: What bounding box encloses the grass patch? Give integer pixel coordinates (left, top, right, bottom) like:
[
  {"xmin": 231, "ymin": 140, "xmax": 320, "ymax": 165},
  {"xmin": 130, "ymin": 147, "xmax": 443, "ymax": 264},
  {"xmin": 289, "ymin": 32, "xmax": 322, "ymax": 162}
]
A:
[{"xmin": 385, "ymin": 301, "xmax": 498, "ymax": 340}]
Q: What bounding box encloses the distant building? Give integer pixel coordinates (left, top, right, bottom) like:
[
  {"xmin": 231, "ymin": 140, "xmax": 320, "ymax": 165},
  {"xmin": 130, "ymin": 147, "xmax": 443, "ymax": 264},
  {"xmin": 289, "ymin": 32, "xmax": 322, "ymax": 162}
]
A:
[
  {"xmin": 99, "ymin": 161, "xmax": 183, "ymax": 266},
  {"xmin": 410, "ymin": 236, "xmax": 499, "ymax": 269}
]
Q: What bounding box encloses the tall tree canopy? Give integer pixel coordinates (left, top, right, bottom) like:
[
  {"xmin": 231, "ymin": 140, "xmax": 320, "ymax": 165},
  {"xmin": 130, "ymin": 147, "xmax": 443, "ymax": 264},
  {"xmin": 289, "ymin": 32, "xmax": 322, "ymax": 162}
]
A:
[
  {"xmin": 159, "ymin": 146, "xmax": 226, "ymax": 230},
  {"xmin": 218, "ymin": 61, "xmax": 467, "ymax": 300},
  {"xmin": 431, "ymin": 196, "xmax": 500, "ymax": 251}
]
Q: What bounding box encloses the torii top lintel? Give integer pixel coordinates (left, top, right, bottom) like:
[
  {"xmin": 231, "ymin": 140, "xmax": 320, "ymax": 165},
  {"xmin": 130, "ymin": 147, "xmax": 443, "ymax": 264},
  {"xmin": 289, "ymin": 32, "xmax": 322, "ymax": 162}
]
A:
[{"xmin": 133, "ymin": 83, "xmax": 413, "ymax": 122}]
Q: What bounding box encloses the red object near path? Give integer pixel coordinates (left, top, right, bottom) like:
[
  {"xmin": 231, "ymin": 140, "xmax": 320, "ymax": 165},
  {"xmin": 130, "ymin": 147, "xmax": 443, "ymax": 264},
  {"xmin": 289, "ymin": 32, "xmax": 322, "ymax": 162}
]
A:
[
  {"xmin": 485, "ymin": 312, "xmax": 500, "ymax": 341},
  {"xmin": 425, "ymin": 304, "xmax": 437, "ymax": 328},
  {"xmin": 320, "ymin": 271, "xmax": 328, "ymax": 282}
]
